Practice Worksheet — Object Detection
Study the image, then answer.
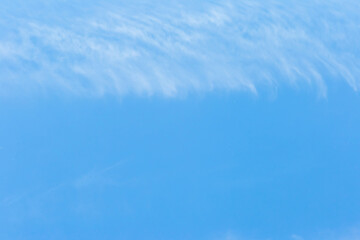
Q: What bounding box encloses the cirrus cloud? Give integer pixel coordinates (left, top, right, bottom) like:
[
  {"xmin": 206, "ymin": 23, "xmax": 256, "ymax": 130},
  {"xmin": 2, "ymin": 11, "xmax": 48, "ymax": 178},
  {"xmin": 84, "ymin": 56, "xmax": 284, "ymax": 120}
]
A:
[{"xmin": 0, "ymin": 0, "xmax": 359, "ymax": 97}]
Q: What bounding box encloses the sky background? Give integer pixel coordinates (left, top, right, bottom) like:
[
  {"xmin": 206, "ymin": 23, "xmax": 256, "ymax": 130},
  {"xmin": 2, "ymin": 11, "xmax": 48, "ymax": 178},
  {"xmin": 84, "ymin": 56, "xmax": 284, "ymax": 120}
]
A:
[{"xmin": 1, "ymin": 1, "xmax": 360, "ymax": 240}]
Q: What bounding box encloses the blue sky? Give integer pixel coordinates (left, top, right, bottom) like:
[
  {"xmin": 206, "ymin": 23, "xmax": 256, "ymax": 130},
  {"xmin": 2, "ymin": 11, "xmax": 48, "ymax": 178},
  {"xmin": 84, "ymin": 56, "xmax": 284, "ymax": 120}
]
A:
[{"xmin": 1, "ymin": 1, "xmax": 360, "ymax": 240}]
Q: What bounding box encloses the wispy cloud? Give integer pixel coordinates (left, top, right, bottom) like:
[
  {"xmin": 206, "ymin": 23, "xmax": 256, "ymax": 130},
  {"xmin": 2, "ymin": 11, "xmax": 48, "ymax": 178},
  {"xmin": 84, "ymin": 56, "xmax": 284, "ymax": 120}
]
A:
[
  {"xmin": 291, "ymin": 234, "xmax": 304, "ymax": 240},
  {"xmin": 74, "ymin": 160, "xmax": 126, "ymax": 188},
  {"xmin": 1, "ymin": 0, "xmax": 359, "ymax": 97},
  {"xmin": 0, "ymin": 160, "xmax": 127, "ymax": 210},
  {"xmin": 314, "ymin": 225, "xmax": 360, "ymax": 240}
]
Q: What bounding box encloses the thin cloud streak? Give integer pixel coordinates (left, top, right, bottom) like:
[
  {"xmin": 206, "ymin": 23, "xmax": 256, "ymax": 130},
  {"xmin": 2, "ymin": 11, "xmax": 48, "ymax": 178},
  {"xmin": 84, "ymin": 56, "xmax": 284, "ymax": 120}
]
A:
[{"xmin": 0, "ymin": 0, "xmax": 359, "ymax": 97}]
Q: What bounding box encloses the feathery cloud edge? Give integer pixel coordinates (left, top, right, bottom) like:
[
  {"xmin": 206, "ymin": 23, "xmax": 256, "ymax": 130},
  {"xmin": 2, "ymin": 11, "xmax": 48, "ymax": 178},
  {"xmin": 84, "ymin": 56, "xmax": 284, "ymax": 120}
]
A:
[{"xmin": 0, "ymin": 0, "xmax": 359, "ymax": 97}]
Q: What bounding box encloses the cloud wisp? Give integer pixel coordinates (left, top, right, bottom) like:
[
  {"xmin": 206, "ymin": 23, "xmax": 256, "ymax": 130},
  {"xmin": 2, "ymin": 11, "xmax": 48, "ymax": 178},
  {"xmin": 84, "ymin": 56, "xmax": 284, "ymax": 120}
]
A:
[{"xmin": 0, "ymin": 0, "xmax": 359, "ymax": 97}]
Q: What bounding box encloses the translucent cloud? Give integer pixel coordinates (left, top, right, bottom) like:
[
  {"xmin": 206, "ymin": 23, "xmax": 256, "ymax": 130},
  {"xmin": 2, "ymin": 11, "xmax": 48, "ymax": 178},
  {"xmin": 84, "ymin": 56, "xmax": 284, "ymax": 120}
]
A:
[{"xmin": 0, "ymin": 0, "xmax": 359, "ymax": 97}]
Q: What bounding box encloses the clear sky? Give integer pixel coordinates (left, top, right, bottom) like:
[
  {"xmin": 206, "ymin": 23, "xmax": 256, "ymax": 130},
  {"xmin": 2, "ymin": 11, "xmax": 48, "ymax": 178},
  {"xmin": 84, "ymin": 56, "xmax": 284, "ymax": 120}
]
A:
[{"xmin": 1, "ymin": 1, "xmax": 360, "ymax": 240}]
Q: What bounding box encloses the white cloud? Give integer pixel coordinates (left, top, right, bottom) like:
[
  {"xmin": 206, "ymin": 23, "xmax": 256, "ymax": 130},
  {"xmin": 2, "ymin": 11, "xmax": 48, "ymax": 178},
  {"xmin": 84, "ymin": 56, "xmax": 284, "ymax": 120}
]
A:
[
  {"xmin": 0, "ymin": 0, "xmax": 359, "ymax": 97},
  {"xmin": 315, "ymin": 225, "xmax": 360, "ymax": 240},
  {"xmin": 291, "ymin": 234, "xmax": 304, "ymax": 240},
  {"xmin": 74, "ymin": 161, "xmax": 126, "ymax": 188}
]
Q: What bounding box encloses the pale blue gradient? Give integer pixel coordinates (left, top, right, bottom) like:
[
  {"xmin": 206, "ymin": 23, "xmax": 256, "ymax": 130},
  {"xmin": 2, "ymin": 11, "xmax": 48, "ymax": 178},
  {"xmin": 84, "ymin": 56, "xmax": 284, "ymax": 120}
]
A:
[{"xmin": 1, "ymin": 1, "xmax": 360, "ymax": 240}]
